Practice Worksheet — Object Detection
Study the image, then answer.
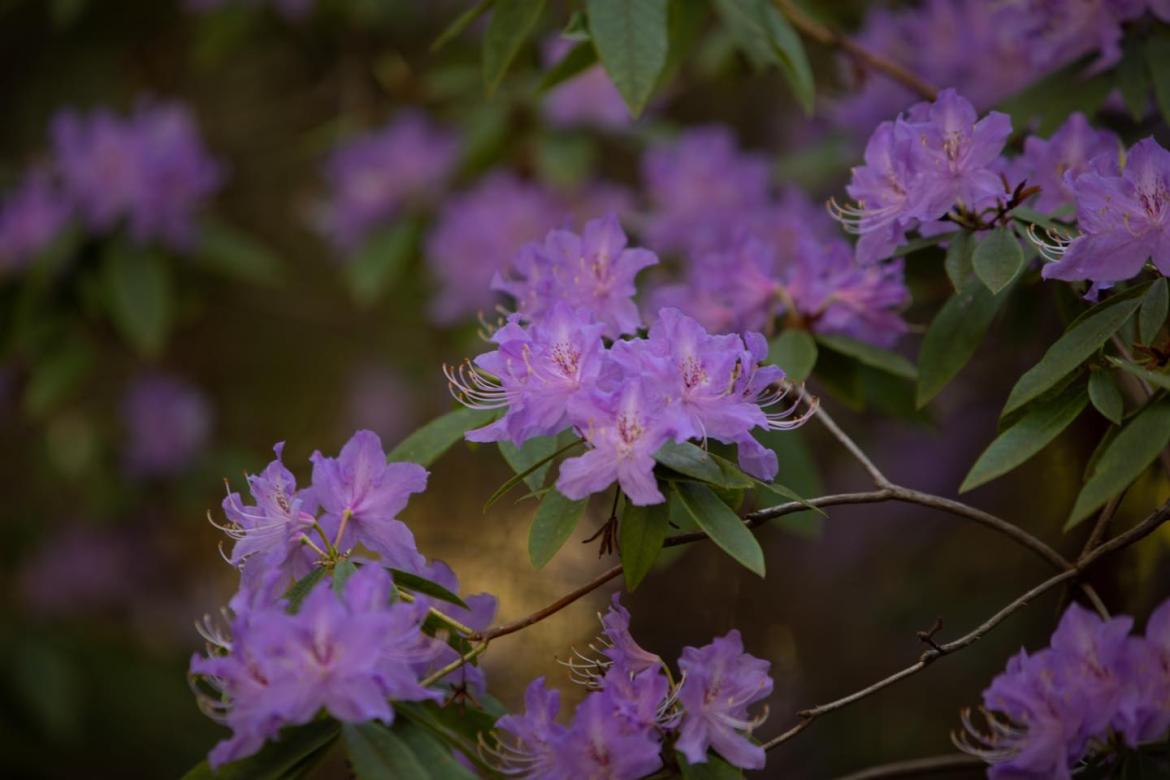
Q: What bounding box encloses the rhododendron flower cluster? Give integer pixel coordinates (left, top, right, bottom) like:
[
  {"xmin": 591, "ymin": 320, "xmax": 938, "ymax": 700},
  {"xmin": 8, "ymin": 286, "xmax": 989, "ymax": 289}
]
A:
[
  {"xmin": 959, "ymin": 599, "xmax": 1170, "ymax": 778},
  {"xmin": 447, "ymin": 216, "xmax": 810, "ymax": 504},
  {"xmin": 488, "ymin": 595, "xmax": 774, "ymax": 777},
  {"xmin": 0, "ymin": 168, "xmax": 72, "ymax": 273},
  {"xmin": 1005, "ymin": 112, "xmax": 1121, "ymax": 214}
]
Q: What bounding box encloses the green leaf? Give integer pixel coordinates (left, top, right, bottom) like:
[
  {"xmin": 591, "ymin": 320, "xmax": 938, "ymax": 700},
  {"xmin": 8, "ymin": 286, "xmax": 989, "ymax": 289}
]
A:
[
  {"xmin": 1067, "ymin": 398, "xmax": 1170, "ymax": 528},
  {"xmin": 483, "ymin": 0, "xmax": 546, "ymax": 95},
  {"xmin": 754, "ymin": 479, "xmax": 826, "ymax": 517},
  {"xmin": 672, "ymin": 482, "xmax": 764, "ymax": 576},
  {"xmin": 586, "ymin": 0, "xmax": 668, "ymax": 117},
  {"xmin": 1146, "ymin": 31, "xmax": 1170, "ymax": 128},
  {"xmin": 972, "ymin": 226, "xmax": 1025, "ymax": 295},
  {"xmin": 397, "ymin": 701, "xmax": 498, "ymax": 775},
  {"xmin": 707, "ymin": 452, "xmax": 756, "ymax": 490},
  {"xmin": 344, "ymin": 722, "xmax": 429, "ymax": 779},
  {"xmin": 917, "ymin": 277, "xmax": 1008, "ymax": 407},
  {"xmin": 816, "ymin": 333, "xmax": 917, "ymax": 380},
  {"xmin": 389, "ymin": 569, "xmax": 469, "ymax": 609},
  {"xmin": 393, "ymin": 721, "xmax": 478, "ymax": 779},
  {"xmin": 387, "ymin": 407, "xmax": 498, "ymax": 467},
  {"xmin": 182, "ymin": 720, "xmax": 340, "ymax": 780},
  {"xmin": 1139, "ymin": 278, "xmax": 1168, "ymax": 345},
  {"xmin": 711, "ymin": 0, "xmax": 814, "ymax": 113},
  {"xmin": 1117, "ymin": 40, "xmax": 1151, "ymax": 121},
  {"xmin": 197, "ymin": 219, "xmax": 282, "ymax": 286},
  {"xmin": 284, "ymin": 567, "xmax": 328, "ymax": 612},
  {"xmin": 620, "ymin": 500, "xmax": 670, "ymax": 590},
  {"xmin": 332, "ymin": 560, "xmax": 358, "ymax": 596},
  {"xmin": 1088, "ymin": 370, "xmax": 1124, "ymax": 425},
  {"xmin": 1003, "ymin": 294, "xmax": 1143, "ymax": 416},
  {"xmin": 1109, "ymin": 357, "xmax": 1170, "ymax": 391},
  {"xmin": 944, "ymin": 231, "xmax": 975, "ymax": 290},
  {"xmin": 22, "ymin": 340, "xmax": 94, "ymax": 418},
  {"xmin": 346, "ymin": 221, "xmax": 418, "ymax": 307},
  {"xmin": 960, "ymin": 384, "xmax": 1088, "ymax": 492},
  {"xmin": 1008, "ymin": 206, "xmax": 1068, "ymax": 231},
  {"xmin": 768, "ymin": 329, "xmax": 817, "ymax": 382},
  {"xmin": 538, "ymin": 40, "xmax": 599, "ymax": 91},
  {"xmin": 432, "ymin": 0, "xmax": 494, "ymax": 52},
  {"xmin": 893, "ymin": 232, "xmax": 957, "ymax": 257},
  {"xmin": 499, "ymin": 435, "xmax": 558, "ymax": 491},
  {"xmin": 485, "ymin": 436, "xmax": 582, "ymax": 510},
  {"xmin": 103, "ymin": 243, "xmax": 172, "ymax": 357},
  {"xmin": 655, "ymin": 440, "xmax": 726, "ymax": 484},
  {"xmin": 529, "ymin": 488, "xmax": 588, "ymax": 568},
  {"xmin": 678, "ymin": 751, "xmax": 745, "ymax": 779}
]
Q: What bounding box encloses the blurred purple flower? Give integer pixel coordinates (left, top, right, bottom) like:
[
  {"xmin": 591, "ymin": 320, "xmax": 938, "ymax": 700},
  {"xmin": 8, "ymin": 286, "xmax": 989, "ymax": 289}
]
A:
[
  {"xmin": 19, "ymin": 525, "xmax": 144, "ymax": 618},
  {"xmin": 316, "ymin": 111, "xmax": 458, "ymax": 253},
  {"xmin": 1014, "ymin": 112, "xmax": 1121, "ymax": 213},
  {"xmin": 542, "ymin": 37, "xmax": 631, "ymax": 129},
  {"xmin": 345, "ymin": 364, "xmax": 416, "ymax": 444},
  {"xmin": 122, "ymin": 372, "xmax": 213, "ymax": 477},
  {"xmin": 0, "ymin": 168, "xmax": 72, "ymax": 274}
]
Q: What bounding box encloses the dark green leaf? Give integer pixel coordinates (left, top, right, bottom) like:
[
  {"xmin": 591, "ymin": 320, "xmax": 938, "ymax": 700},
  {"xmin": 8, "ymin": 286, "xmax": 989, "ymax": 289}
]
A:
[
  {"xmin": 499, "ymin": 435, "xmax": 558, "ymax": 491},
  {"xmin": 1109, "ymin": 357, "xmax": 1170, "ymax": 391},
  {"xmin": 972, "ymin": 226, "xmax": 1025, "ymax": 295},
  {"xmin": 182, "ymin": 720, "xmax": 340, "ymax": 780},
  {"xmin": 586, "ymin": 0, "xmax": 668, "ymax": 116},
  {"xmin": 485, "ymin": 436, "xmax": 582, "ymax": 510},
  {"xmin": 538, "ymin": 40, "xmax": 599, "ymax": 91},
  {"xmin": 103, "ymin": 243, "xmax": 172, "ymax": 357},
  {"xmin": 672, "ymin": 482, "xmax": 764, "ymax": 576},
  {"xmin": 1117, "ymin": 40, "xmax": 1151, "ymax": 121},
  {"xmin": 197, "ymin": 219, "xmax": 282, "ymax": 286},
  {"xmin": 397, "ymin": 701, "xmax": 498, "ymax": 775},
  {"xmin": 944, "ymin": 231, "xmax": 975, "ymax": 290},
  {"xmin": 620, "ymin": 501, "xmax": 670, "ymax": 590},
  {"xmin": 768, "ymin": 329, "xmax": 817, "ymax": 382},
  {"xmin": 707, "ymin": 452, "xmax": 756, "ymax": 490},
  {"xmin": 529, "ymin": 488, "xmax": 588, "ymax": 568},
  {"xmin": 284, "ymin": 567, "xmax": 328, "ymax": 612},
  {"xmin": 344, "ymin": 722, "xmax": 429, "ymax": 779},
  {"xmin": 393, "ymin": 720, "xmax": 477, "ymax": 779},
  {"xmin": 332, "ymin": 560, "xmax": 358, "ymax": 596},
  {"xmin": 816, "ymin": 333, "xmax": 917, "ymax": 380},
  {"xmin": 1139, "ymin": 278, "xmax": 1168, "ymax": 345},
  {"xmin": 1146, "ymin": 31, "xmax": 1170, "ymax": 127},
  {"xmin": 752, "ymin": 428, "xmax": 824, "ymax": 536},
  {"xmin": 678, "ymin": 751, "xmax": 745, "ymax": 779},
  {"xmin": 917, "ymin": 277, "xmax": 1007, "ymax": 407},
  {"xmin": 813, "ymin": 346, "xmax": 864, "ymax": 410},
  {"xmin": 22, "ymin": 340, "xmax": 94, "ymax": 418},
  {"xmin": 961, "ymin": 384, "xmax": 1088, "ymax": 492},
  {"xmin": 1067, "ymin": 398, "xmax": 1170, "ymax": 528},
  {"xmin": 656, "ymin": 0, "xmax": 709, "ymax": 90},
  {"xmin": 999, "ymin": 62, "xmax": 1112, "ymax": 135},
  {"xmin": 432, "ymin": 0, "xmax": 494, "ymax": 53},
  {"xmin": 893, "ymin": 232, "xmax": 957, "ymax": 257},
  {"xmin": 483, "ymin": 0, "xmax": 546, "ymax": 95},
  {"xmin": 346, "ymin": 221, "xmax": 418, "ymax": 307},
  {"xmin": 1088, "ymin": 371, "xmax": 1124, "ymax": 425},
  {"xmin": 754, "ymin": 479, "xmax": 826, "ymax": 517},
  {"xmin": 1002, "ymin": 294, "xmax": 1142, "ymax": 416},
  {"xmin": 1008, "ymin": 206, "xmax": 1068, "ymax": 231},
  {"xmin": 389, "ymin": 569, "xmax": 469, "ymax": 609},
  {"xmin": 387, "ymin": 407, "xmax": 498, "ymax": 467},
  {"xmin": 655, "ymin": 440, "xmax": 726, "ymax": 484},
  {"xmin": 711, "ymin": 0, "xmax": 813, "ymax": 113}
]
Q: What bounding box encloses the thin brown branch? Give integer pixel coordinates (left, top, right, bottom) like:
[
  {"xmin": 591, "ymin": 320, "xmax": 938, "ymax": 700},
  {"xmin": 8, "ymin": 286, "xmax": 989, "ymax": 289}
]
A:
[
  {"xmin": 771, "ymin": 0, "xmax": 939, "ymax": 101},
  {"xmin": 762, "ymin": 501, "xmax": 1170, "ymax": 752},
  {"xmin": 833, "ymin": 754, "xmax": 984, "ymax": 780},
  {"xmin": 812, "ymin": 401, "xmax": 892, "ymax": 488},
  {"xmin": 475, "ymin": 564, "xmax": 623, "ymax": 641}
]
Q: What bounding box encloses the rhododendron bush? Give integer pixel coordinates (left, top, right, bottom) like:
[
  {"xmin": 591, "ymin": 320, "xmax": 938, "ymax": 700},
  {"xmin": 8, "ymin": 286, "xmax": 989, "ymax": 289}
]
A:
[{"xmin": 5, "ymin": 1, "xmax": 1170, "ymax": 778}]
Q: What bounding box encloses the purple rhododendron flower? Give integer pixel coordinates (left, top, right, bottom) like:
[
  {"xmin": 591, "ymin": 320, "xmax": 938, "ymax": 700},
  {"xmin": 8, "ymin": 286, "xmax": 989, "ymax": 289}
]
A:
[
  {"xmin": 310, "ymin": 430, "xmax": 429, "ymax": 572},
  {"xmin": 542, "ymin": 37, "xmax": 631, "ymax": 129},
  {"xmin": 316, "ymin": 111, "xmax": 458, "ymax": 252},
  {"xmin": 51, "ymin": 101, "xmax": 222, "ymax": 250},
  {"xmin": 0, "ymin": 168, "xmax": 72, "ymax": 273},
  {"xmin": 122, "ymin": 372, "xmax": 213, "ymax": 477},
  {"xmin": 190, "ymin": 565, "xmax": 443, "ymax": 768},
  {"xmin": 599, "ymin": 593, "xmax": 664, "ymax": 676},
  {"xmin": 1115, "ymin": 599, "xmax": 1170, "ymax": 746},
  {"xmin": 1013, "ymin": 112, "xmax": 1121, "ymax": 213},
  {"xmin": 552, "ymin": 690, "xmax": 665, "ymax": 779},
  {"xmin": 1042, "ymin": 137, "xmax": 1170, "ymax": 283},
  {"xmin": 676, "ymin": 629, "xmax": 774, "ymax": 770}
]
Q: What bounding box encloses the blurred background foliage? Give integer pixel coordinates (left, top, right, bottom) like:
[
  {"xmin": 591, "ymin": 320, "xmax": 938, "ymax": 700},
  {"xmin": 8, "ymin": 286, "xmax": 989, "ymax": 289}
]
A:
[{"xmin": 1, "ymin": 0, "xmax": 1169, "ymax": 777}]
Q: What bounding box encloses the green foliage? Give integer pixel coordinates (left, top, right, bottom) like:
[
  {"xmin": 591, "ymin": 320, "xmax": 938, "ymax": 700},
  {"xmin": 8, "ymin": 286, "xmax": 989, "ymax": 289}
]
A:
[
  {"xmin": 499, "ymin": 434, "xmax": 559, "ymax": 491},
  {"xmin": 343, "ymin": 720, "xmax": 476, "ymax": 780},
  {"xmin": 672, "ymin": 481, "xmax": 765, "ymax": 576},
  {"xmin": 389, "ymin": 569, "xmax": 470, "ymax": 609},
  {"xmin": 345, "ymin": 221, "xmax": 419, "ymax": 307},
  {"xmin": 528, "ymin": 488, "xmax": 588, "ymax": 568},
  {"xmin": 432, "ymin": 0, "xmax": 495, "ymax": 53},
  {"xmin": 386, "ymin": 407, "xmax": 499, "ymax": 467},
  {"xmin": 655, "ymin": 440, "xmax": 728, "ymax": 484},
  {"xmin": 182, "ymin": 720, "xmax": 340, "ymax": 780},
  {"xmin": 102, "ymin": 242, "xmax": 172, "ymax": 357},
  {"xmin": 22, "ymin": 339, "xmax": 94, "ymax": 418},
  {"xmin": 678, "ymin": 751, "xmax": 745, "ymax": 778},
  {"xmin": 1138, "ymin": 278, "xmax": 1168, "ymax": 344},
  {"xmin": 538, "ymin": 40, "xmax": 598, "ymax": 91},
  {"xmin": 944, "ymin": 230, "xmax": 975, "ymax": 290},
  {"xmin": 917, "ymin": 276, "xmax": 1010, "ymax": 407},
  {"xmin": 1146, "ymin": 30, "xmax": 1170, "ymax": 127},
  {"xmin": 396, "ymin": 700, "xmax": 500, "ymax": 776},
  {"xmin": 586, "ymin": 0, "xmax": 669, "ymax": 117},
  {"xmin": 1088, "ymin": 370, "xmax": 1124, "ymax": 425},
  {"xmin": 620, "ymin": 500, "xmax": 671, "ymax": 590},
  {"xmin": 1117, "ymin": 38, "xmax": 1152, "ymax": 121},
  {"xmin": 972, "ymin": 226, "xmax": 1025, "ymax": 295},
  {"xmin": 332, "ymin": 559, "xmax": 358, "ymax": 596},
  {"xmin": 711, "ymin": 0, "xmax": 814, "ymax": 113},
  {"xmin": 197, "ymin": 218, "xmax": 283, "ymax": 287},
  {"xmin": 483, "ymin": 0, "xmax": 546, "ymax": 95},
  {"xmin": 816, "ymin": 333, "xmax": 917, "ymax": 381},
  {"xmin": 485, "ymin": 435, "xmax": 582, "ymax": 510},
  {"xmin": 284, "ymin": 567, "xmax": 329, "ymax": 612},
  {"xmin": 768, "ymin": 328, "xmax": 817, "ymax": 382},
  {"xmin": 1110, "ymin": 357, "xmax": 1170, "ymax": 391}
]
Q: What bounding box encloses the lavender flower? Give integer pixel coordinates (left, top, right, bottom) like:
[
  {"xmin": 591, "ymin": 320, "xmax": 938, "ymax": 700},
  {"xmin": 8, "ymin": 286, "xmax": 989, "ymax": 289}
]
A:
[
  {"xmin": 316, "ymin": 112, "xmax": 458, "ymax": 253},
  {"xmin": 51, "ymin": 101, "xmax": 222, "ymax": 250},
  {"xmin": 1115, "ymin": 599, "xmax": 1170, "ymax": 746},
  {"xmin": 542, "ymin": 37, "xmax": 631, "ymax": 129},
  {"xmin": 309, "ymin": 430, "xmax": 429, "ymax": 573},
  {"xmin": 676, "ymin": 629, "xmax": 774, "ymax": 770},
  {"xmin": 599, "ymin": 593, "xmax": 664, "ymax": 676},
  {"xmin": 122, "ymin": 372, "xmax": 213, "ymax": 477},
  {"xmin": 1013, "ymin": 113, "xmax": 1121, "ymax": 213},
  {"xmin": 1041, "ymin": 137, "xmax": 1170, "ymax": 283},
  {"xmin": 552, "ymin": 689, "xmax": 665, "ymax": 779},
  {"xmin": 0, "ymin": 168, "xmax": 72, "ymax": 274}
]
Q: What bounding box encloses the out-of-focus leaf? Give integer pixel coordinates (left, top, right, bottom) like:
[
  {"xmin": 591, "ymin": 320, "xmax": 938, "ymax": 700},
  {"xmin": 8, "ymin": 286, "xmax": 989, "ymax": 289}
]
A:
[
  {"xmin": 655, "ymin": 440, "xmax": 726, "ymax": 484},
  {"xmin": 1000, "ymin": 63, "xmax": 1112, "ymax": 135},
  {"xmin": 1008, "ymin": 206, "xmax": 1068, "ymax": 231},
  {"xmin": 944, "ymin": 231, "xmax": 975, "ymax": 290},
  {"xmin": 181, "ymin": 720, "xmax": 340, "ymax": 780},
  {"xmin": 712, "ymin": 0, "xmax": 814, "ymax": 113},
  {"xmin": 768, "ymin": 329, "xmax": 817, "ymax": 382},
  {"xmin": 917, "ymin": 277, "xmax": 1008, "ymax": 407},
  {"xmin": 972, "ymin": 226, "xmax": 1025, "ymax": 295},
  {"xmin": 672, "ymin": 482, "xmax": 764, "ymax": 576},
  {"xmin": 620, "ymin": 500, "xmax": 670, "ymax": 590},
  {"xmin": 432, "ymin": 0, "xmax": 494, "ymax": 52},
  {"xmin": 389, "ymin": 569, "xmax": 469, "ymax": 609},
  {"xmin": 707, "ymin": 452, "xmax": 756, "ymax": 490},
  {"xmin": 656, "ymin": 0, "xmax": 709, "ymax": 90},
  {"xmin": 1139, "ymin": 278, "xmax": 1168, "ymax": 345},
  {"xmin": 483, "ymin": 0, "xmax": 546, "ymax": 95},
  {"xmin": 1117, "ymin": 39, "xmax": 1151, "ymax": 120},
  {"xmin": 197, "ymin": 219, "xmax": 282, "ymax": 286},
  {"xmin": 529, "ymin": 489, "xmax": 588, "ymax": 568},
  {"xmin": 343, "ymin": 722, "xmax": 428, "ymax": 779},
  {"xmin": 816, "ymin": 333, "xmax": 917, "ymax": 380},
  {"xmin": 813, "ymin": 346, "xmax": 864, "ymax": 410},
  {"xmin": 485, "ymin": 436, "xmax": 582, "ymax": 510},
  {"xmin": 1146, "ymin": 31, "xmax": 1170, "ymax": 127},
  {"xmin": 103, "ymin": 243, "xmax": 172, "ymax": 357},
  {"xmin": 393, "ymin": 721, "xmax": 477, "ymax": 779},
  {"xmin": 499, "ymin": 435, "xmax": 558, "ymax": 491},
  {"xmin": 284, "ymin": 567, "xmax": 328, "ymax": 612},
  {"xmin": 1109, "ymin": 357, "xmax": 1170, "ymax": 391},
  {"xmin": 538, "ymin": 40, "xmax": 598, "ymax": 91},
  {"xmin": 397, "ymin": 701, "xmax": 498, "ymax": 775},
  {"xmin": 345, "ymin": 221, "xmax": 418, "ymax": 307},
  {"xmin": 961, "ymin": 384, "xmax": 1088, "ymax": 492},
  {"xmin": 1002, "ymin": 294, "xmax": 1142, "ymax": 416},
  {"xmin": 22, "ymin": 339, "xmax": 94, "ymax": 418},
  {"xmin": 893, "ymin": 232, "xmax": 957, "ymax": 257},
  {"xmin": 586, "ymin": 0, "xmax": 668, "ymax": 117},
  {"xmin": 387, "ymin": 407, "xmax": 498, "ymax": 467},
  {"xmin": 678, "ymin": 752, "xmax": 744, "ymax": 778},
  {"xmin": 1067, "ymin": 398, "xmax": 1170, "ymax": 528},
  {"xmin": 1088, "ymin": 370, "xmax": 1124, "ymax": 425},
  {"xmin": 332, "ymin": 560, "xmax": 358, "ymax": 596}
]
